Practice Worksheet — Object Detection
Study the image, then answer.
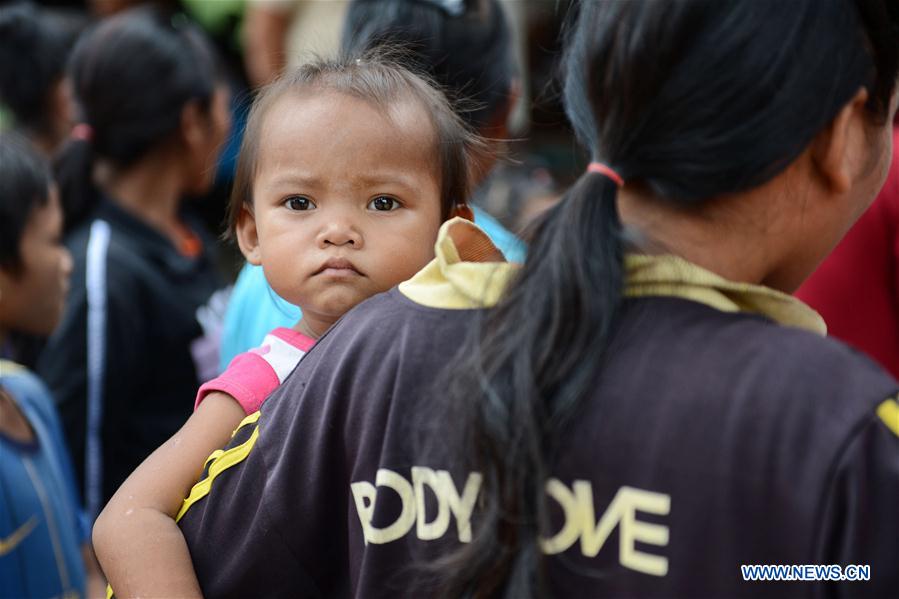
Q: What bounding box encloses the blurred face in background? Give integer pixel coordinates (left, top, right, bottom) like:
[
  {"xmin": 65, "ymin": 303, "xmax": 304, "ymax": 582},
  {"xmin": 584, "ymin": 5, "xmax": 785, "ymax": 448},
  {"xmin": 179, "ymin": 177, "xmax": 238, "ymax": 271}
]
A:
[
  {"xmin": 184, "ymin": 84, "xmax": 232, "ymax": 196},
  {"xmin": 0, "ymin": 187, "xmax": 72, "ymax": 338}
]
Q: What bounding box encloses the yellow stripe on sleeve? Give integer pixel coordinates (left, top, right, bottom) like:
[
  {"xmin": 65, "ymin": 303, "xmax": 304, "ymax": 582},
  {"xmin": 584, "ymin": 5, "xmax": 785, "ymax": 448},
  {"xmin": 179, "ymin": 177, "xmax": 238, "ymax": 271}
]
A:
[
  {"xmin": 108, "ymin": 412, "xmax": 263, "ymax": 598},
  {"xmin": 876, "ymin": 397, "xmax": 899, "ymax": 437},
  {"xmin": 175, "ymin": 411, "xmax": 261, "ymax": 522}
]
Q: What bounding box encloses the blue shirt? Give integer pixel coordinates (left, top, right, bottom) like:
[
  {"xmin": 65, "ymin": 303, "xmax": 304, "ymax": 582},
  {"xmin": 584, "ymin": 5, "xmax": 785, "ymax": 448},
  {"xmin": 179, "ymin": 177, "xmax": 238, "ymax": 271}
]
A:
[
  {"xmin": 219, "ymin": 206, "xmax": 525, "ymax": 369},
  {"xmin": 0, "ymin": 361, "xmax": 88, "ymax": 599}
]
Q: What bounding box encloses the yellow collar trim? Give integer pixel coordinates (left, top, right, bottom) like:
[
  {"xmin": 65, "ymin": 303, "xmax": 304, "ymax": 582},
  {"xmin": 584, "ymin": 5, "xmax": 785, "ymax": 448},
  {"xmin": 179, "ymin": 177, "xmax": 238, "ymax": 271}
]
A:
[
  {"xmin": 398, "ymin": 220, "xmax": 825, "ymax": 335},
  {"xmin": 624, "ymin": 254, "xmax": 826, "ymax": 335},
  {"xmin": 398, "ymin": 217, "xmax": 517, "ymax": 309}
]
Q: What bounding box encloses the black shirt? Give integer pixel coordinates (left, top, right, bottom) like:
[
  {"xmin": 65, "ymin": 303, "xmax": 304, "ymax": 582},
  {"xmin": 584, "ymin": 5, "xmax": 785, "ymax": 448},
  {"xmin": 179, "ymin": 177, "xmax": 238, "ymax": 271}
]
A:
[{"xmin": 37, "ymin": 197, "xmax": 225, "ymax": 515}]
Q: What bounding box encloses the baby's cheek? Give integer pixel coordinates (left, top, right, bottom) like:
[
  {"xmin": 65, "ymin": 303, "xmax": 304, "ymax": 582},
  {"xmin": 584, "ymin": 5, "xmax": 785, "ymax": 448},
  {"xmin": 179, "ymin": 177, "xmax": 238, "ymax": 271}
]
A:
[
  {"xmin": 379, "ymin": 253, "xmax": 430, "ymax": 288},
  {"xmin": 264, "ymin": 264, "xmax": 305, "ymax": 306}
]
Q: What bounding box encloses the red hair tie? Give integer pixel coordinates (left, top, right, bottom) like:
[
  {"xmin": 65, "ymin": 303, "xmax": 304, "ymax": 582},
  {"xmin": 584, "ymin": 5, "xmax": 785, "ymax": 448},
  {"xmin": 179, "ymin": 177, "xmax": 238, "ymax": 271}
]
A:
[
  {"xmin": 71, "ymin": 123, "xmax": 93, "ymax": 142},
  {"xmin": 586, "ymin": 162, "xmax": 624, "ymax": 187}
]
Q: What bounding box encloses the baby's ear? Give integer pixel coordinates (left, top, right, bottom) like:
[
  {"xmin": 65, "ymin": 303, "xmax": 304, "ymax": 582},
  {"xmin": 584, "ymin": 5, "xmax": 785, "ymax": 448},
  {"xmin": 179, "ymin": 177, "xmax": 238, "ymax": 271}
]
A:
[{"xmin": 235, "ymin": 207, "xmax": 263, "ymax": 265}]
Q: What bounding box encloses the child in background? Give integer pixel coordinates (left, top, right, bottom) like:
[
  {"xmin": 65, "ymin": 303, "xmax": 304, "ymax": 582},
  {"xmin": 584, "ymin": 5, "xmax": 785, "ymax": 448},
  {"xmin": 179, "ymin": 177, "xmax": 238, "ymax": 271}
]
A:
[
  {"xmin": 92, "ymin": 56, "xmax": 486, "ymax": 597},
  {"xmin": 0, "ymin": 134, "xmax": 104, "ymax": 598},
  {"xmin": 36, "ymin": 7, "xmax": 231, "ymax": 521}
]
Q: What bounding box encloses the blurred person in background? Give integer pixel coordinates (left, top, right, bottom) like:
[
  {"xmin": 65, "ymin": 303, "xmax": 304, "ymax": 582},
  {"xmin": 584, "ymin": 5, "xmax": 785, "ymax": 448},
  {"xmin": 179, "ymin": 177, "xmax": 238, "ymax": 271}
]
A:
[
  {"xmin": 220, "ymin": 0, "xmax": 527, "ymax": 365},
  {"xmin": 797, "ymin": 122, "xmax": 899, "ymax": 379},
  {"xmin": 0, "ymin": 134, "xmax": 104, "ymax": 599},
  {"xmin": 0, "ymin": 1, "xmax": 81, "ymax": 157},
  {"xmin": 243, "ymin": 0, "xmax": 349, "ymax": 88},
  {"xmin": 36, "ymin": 6, "xmax": 231, "ymax": 521}
]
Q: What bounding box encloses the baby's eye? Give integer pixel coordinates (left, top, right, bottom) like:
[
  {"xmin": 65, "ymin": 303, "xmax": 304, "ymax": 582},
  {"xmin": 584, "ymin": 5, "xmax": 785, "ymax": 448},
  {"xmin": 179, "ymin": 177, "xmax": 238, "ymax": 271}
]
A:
[
  {"xmin": 368, "ymin": 196, "xmax": 401, "ymax": 212},
  {"xmin": 285, "ymin": 196, "xmax": 315, "ymax": 211}
]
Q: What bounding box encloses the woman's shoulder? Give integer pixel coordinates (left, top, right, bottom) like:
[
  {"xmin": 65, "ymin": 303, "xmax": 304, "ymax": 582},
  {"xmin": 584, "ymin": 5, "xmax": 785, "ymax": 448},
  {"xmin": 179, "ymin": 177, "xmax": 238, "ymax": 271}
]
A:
[
  {"xmin": 700, "ymin": 302, "xmax": 896, "ymax": 435},
  {"xmin": 734, "ymin": 307, "xmax": 892, "ymax": 387},
  {"xmin": 625, "ymin": 296, "xmax": 896, "ymax": 427}
]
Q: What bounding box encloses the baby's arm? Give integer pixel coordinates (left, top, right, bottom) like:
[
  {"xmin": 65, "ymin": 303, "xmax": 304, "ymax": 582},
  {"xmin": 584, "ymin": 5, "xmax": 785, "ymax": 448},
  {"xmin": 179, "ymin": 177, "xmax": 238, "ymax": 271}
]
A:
[{"xmin": 92, "ymin": 392, "xmax": 245, "ymax": 598}]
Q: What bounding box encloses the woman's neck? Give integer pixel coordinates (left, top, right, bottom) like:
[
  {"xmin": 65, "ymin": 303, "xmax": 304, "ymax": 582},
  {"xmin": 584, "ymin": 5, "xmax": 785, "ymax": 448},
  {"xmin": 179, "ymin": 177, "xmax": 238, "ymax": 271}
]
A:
[
  {"xmin": 618, "ymin": 185, "xmax": 776, "ymax": 288},
  {"xmin": 98, "ymin": 150, "xmax": 186, "ymax": 238}
]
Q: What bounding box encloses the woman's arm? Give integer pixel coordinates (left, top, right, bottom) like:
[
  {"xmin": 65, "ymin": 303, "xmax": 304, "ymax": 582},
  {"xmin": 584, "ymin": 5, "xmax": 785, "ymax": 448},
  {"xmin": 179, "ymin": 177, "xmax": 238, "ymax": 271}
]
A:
[{"xmin": 92, "ymin": 392, "xmax": 246, "ymax": 598}]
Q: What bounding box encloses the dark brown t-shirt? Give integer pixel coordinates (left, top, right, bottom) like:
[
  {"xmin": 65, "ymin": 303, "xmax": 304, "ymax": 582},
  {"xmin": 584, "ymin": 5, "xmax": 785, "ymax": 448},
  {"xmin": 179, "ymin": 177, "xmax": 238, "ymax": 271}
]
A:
[{"xmin": 179, "ymin": 287, "xmax": 899, "ymax": 598}]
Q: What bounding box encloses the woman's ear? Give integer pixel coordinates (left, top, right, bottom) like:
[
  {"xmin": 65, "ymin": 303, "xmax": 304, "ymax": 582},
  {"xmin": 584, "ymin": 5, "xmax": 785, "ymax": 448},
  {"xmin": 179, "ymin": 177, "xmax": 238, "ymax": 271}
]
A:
[
  {"xmin": 810, "ymin": 87, "xmax": 870, "ymax": 195},
  {"xmin": 235, "ymin": 206, "xmax": 263, "ymax": 265},
  {"xmin": 449, "ymin": 202, "xmax": 474, "ymax": 222}
]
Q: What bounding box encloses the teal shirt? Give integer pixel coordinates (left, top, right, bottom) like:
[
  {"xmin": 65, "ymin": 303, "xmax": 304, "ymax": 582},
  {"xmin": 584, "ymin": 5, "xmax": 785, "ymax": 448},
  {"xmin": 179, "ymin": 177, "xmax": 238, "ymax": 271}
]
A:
[{"xmin": 219, "ymin": 206, "xmax": 525, "ymax": 370}]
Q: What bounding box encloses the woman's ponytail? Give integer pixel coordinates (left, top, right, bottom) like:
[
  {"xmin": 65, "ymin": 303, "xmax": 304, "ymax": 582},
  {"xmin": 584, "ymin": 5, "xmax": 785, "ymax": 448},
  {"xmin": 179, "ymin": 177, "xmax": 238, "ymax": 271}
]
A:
[{"xmin": 429, "ymin": 170, "xmax": 625, "ymax": 598}]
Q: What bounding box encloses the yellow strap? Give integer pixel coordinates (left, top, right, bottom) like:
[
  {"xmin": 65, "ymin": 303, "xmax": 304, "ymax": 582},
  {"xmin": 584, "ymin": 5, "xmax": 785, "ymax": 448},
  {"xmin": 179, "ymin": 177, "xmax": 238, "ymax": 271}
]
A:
[
  {"xmin": 175, "ymin": 418, "xmax": 261, "ymax": 522},
  {"xmin": 107, "ymin": 412, "xmax": 263, "ymax": 598}
]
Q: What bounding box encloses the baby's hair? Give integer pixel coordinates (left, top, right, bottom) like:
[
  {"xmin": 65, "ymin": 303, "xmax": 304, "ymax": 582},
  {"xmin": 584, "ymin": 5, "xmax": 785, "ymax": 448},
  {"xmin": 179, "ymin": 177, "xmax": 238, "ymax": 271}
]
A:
[
  {"xmin": 0, "ymin": 133, "xmax": 52, "ymax": 274},
  {"xmin": 225, "ymin": 54, "xmax": 484, "ymax": 241}
]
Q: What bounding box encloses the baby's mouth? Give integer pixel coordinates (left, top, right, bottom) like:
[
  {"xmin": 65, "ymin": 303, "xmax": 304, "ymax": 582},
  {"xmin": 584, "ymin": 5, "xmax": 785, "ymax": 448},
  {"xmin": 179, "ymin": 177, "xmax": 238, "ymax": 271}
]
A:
[{"xmin": 314, "ymin": 257, "xmax": 364, "ymax": 276}]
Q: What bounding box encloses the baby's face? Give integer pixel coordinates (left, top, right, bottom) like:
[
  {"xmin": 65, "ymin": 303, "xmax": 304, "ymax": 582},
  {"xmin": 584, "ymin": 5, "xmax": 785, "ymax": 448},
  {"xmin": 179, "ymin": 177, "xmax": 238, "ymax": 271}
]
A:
[{"xmin": 245, "ymin": 91, "xmax": 444, "ymax": 330}]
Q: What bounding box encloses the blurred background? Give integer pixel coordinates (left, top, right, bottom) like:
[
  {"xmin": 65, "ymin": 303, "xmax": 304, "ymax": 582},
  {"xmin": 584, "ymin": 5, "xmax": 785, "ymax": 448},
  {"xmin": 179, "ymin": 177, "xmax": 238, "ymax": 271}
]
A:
[{"xmin": 1, "ymin": 0, "xmax": 587, "ymax": 279}]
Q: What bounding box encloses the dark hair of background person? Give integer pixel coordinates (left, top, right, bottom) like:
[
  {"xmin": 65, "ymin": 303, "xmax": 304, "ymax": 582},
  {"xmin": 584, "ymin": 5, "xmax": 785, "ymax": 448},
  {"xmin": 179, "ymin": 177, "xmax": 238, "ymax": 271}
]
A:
[
  {"xmin": 0, "ymin": 1, "xmax": 80, "ymax": 147},
  {"xmin": 341, "ymin": 0, "xmax": 515, "ymax": 131},
  {"xmin": 54, "ymin": 5, "xmax": 223, "ymax": 232},
  {"xmin": 426, "ymin": 1, "xmax": 899, "ymax": 596},
  {"xmin": 0, "ymin": 133, "xmax": 53, "ymax": 274},
  {"xmin": 224, "ymin": 54, "xmax": 484, "ymax": 241}
]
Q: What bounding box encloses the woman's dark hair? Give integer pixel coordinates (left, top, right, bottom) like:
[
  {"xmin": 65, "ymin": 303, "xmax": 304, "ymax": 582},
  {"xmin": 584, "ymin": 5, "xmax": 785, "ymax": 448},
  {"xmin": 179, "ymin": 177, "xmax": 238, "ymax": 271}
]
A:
[
  {"xmin": 0, "ymin": 1, "xmax": 78, "ymax": 138},
  {"xmin": 224, "ymin": 54, "xmax": 483, "ymax": 240},
  {"xmin": 0, "ymin": 133, "xmax": 52, "ymax": 273},
  {"xmin": 55, "ymin": 6, "xmax": 221, "ymax": 231},
  {"xmin": 341, "ymin": 0, "xmax": 515, "ymax": 130},
  {"xmin": 432, "ymin": 1, "xmax": 899, "ymax": 596}
]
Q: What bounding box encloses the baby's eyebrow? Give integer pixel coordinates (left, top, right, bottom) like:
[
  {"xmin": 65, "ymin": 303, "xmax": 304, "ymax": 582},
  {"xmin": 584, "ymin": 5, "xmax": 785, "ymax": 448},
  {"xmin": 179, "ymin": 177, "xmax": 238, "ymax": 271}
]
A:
[
  {"xmin": 352, "ymin": 172, "xmax": 419, "ymax": 191},
  {"xmin": 263, "ymin": 172, "xmax": 323, "ymax": 188}
]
